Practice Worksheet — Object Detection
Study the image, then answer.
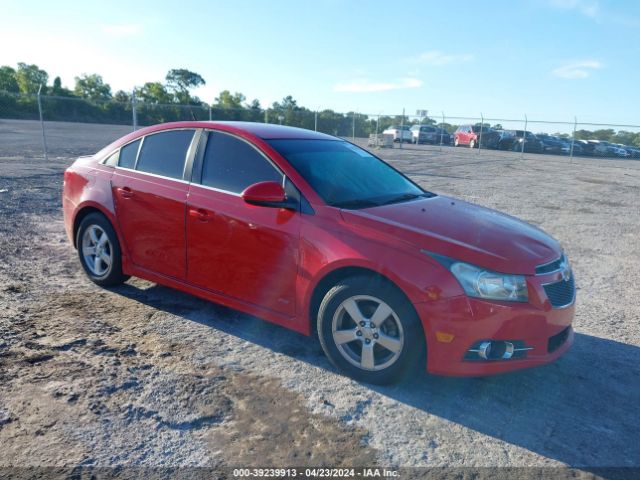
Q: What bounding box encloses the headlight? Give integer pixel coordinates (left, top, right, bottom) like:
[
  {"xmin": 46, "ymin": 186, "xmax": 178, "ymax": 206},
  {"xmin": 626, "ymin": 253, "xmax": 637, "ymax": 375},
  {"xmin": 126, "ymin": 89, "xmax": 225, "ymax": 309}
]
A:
[
  {"xmin": 425, "ymin": 252, "xmax": 528, "ymax": 302},
  {"xmin": 450, "ymin": 262, "xmax": 528, "ymax": 302}
]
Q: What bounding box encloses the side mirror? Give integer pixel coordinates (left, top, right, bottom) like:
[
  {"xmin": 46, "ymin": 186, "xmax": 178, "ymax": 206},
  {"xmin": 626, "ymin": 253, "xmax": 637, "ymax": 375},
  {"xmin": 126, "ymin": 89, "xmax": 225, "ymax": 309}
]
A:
[{"xmin": 241, "ymin": 181, "xmax": 294, "ymax": 209}]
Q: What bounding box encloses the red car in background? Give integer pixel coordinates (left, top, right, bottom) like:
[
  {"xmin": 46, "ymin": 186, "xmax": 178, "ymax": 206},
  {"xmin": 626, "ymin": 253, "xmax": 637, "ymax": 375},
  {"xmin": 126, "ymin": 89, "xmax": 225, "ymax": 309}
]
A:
[
  {"xmin": 454, "ymin": 124, "xmax": 500, "ymax": 149},
  {"xmin": 63, "ymin": 122, "xmax": 574, "ymax": 384}
]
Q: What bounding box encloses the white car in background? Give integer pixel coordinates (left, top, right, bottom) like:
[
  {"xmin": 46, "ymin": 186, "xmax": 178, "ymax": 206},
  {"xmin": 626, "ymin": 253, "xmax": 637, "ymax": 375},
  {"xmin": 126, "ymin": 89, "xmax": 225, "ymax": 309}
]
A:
[{"xmin": 382, "ymin": 125, "xmax": 412, "ymax": 143}]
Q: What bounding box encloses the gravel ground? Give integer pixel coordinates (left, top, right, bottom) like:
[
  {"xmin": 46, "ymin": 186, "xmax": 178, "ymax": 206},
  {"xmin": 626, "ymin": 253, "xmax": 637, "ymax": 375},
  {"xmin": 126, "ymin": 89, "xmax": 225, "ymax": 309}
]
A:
[{"xmin": 0, "ymin": 119, "xmax": 639, "ymax": 473}]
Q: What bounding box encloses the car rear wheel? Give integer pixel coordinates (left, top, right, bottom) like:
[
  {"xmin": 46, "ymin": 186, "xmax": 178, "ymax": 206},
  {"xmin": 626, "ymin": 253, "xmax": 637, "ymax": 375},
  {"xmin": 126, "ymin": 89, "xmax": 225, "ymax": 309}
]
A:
[
  {"xmin": 469, "ymin": 139, "xmax": 476, "ymax": 149},
  {"xmin": 454, "ymin": 137, "xmax": 459, "ymax": 147},
  {"xmin": 77, "ymin": 213, "xmax": 129, "ymax": 286},
  {"xmin": 317, "ymin": 276, "xmax": 425, "ymax": 384}
]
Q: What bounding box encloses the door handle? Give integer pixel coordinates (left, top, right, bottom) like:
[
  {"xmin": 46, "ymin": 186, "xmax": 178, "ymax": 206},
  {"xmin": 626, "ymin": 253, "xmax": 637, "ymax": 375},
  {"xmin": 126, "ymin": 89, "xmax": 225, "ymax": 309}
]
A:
[
  {"xmin": 188, "ymin": 208, "xmax": 210, "ymax": 222},
  {"xmin": 117, "ymin": 186, "xmax": 134, "ymax": 198}
]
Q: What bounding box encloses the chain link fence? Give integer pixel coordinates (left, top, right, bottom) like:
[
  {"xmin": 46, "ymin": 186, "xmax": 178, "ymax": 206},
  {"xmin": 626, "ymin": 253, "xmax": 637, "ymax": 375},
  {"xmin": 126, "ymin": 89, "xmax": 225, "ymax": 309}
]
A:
[{"xmin": 1, "ymin": 90, "xmax": 639, "ymax": 162}]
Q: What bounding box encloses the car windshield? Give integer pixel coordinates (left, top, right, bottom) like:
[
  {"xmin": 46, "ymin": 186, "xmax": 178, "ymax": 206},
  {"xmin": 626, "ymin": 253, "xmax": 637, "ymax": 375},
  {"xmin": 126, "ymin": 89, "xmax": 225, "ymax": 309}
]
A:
[
  {"xmin": 267, "ymin": 139, "xmax": 428, "ymax": 209},
  {"xmin": 472, "ymin": 126, "xmax": 491, "ymax": 133}
]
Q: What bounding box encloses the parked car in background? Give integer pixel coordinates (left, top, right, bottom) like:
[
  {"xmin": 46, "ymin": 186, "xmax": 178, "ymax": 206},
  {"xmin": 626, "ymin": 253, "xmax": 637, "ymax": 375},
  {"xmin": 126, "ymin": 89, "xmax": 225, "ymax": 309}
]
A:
[
  {"xmin": 537, "ymin": 134, "xmax": 568, "ymax": 155},
  {"xmin": 453, "ymin": 125, "xmax": 499, "ymax": 149},
  {"xmin": 589, "ymin": 140, "xmax": 630, "ymax": 157},
  {"xmin": 410, "ymin": 125, "xmax": 451, "ymax": 145},
  {"xmin": 619, "ymin": 145, "xmax": 640, "ymax": 158},
  {"xmin": 563, "ymin": 140, "xmax": 583, "ymax": 155},
  {"xmin": 383, "ymin": 125, "xmax": 412, "ymax": 143},
  {"xmin": 498, "ymin": 130, "xmax": 543, "ymax": 153},
  {"xmin": 575, "ymin": 140, "xmax": 595, "ymax": 156}
]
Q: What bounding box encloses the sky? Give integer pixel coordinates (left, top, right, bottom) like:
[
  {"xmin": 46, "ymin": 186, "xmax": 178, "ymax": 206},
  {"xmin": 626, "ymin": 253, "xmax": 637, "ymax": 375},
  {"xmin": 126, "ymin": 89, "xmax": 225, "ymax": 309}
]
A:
[{"xmin": 1, "ymin": 0, "xmax": 639, "ymax": 126}]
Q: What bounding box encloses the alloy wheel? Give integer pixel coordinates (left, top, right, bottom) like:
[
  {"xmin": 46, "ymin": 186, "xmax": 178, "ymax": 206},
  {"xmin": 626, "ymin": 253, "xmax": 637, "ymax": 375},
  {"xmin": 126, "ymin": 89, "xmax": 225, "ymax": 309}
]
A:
[
  {"xmin": 81, "ymin": 224, "xmax": 113, "ymax": 277},
  {"xmin": 331, "ymin": 295, "xmax": 404, "ymax": 371}
]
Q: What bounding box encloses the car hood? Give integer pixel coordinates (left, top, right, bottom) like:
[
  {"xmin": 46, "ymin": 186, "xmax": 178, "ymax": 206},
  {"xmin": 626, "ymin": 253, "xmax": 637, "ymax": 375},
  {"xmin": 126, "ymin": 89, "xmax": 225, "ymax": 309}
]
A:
[{"xmin": 340, "ymin": 195, "xmax": 561, "ymax": 275}]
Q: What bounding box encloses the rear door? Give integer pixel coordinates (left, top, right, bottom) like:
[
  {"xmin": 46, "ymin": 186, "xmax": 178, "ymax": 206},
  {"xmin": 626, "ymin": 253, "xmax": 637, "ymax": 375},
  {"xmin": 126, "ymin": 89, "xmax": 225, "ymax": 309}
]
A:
[
  {"xmin": 186, "ymin": 130, "xmax": 301, "ymax": 317},
  {"xmin": 111, "ymin": 129, "xmax": 198, "ymax": 280}
]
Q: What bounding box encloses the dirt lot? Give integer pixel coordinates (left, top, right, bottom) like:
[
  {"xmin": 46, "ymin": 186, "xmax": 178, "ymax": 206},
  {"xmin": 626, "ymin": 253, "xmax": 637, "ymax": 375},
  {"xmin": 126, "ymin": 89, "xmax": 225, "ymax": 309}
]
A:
[{"xmin": 0, "ymin": 119, "xmax": 639, "ymax": 473}]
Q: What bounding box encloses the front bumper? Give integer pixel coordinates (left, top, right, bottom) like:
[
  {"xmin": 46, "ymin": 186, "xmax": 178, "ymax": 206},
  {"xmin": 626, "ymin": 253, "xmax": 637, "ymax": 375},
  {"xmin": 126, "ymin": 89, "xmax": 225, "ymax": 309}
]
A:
[{"xmin": 415, "ymin": 290, "xmax": 575, "ymax": 377}]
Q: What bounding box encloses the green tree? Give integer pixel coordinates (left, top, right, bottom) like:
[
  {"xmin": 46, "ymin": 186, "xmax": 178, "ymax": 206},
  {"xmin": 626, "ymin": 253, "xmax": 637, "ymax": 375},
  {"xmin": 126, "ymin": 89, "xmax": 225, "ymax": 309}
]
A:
[
  {"xmin": 165, "ymin": 68, "xmax": 205, "ymax": 104},
  {"xmin": 247, "ymin": 98, "xmax": 261, "ymax": 110},
  {"xmin": 213, "ymin": 90, "xmax": 246, "ymax": 109},
  {"xmin": 279, "ymin": 95, "xmax": 299, "ymax": 111},
  {"xmin": 15, "ymin": 63, "xmax": 48, "ymax": 94},
  {"xmin": 0, "ymin": 66, "xmax": 19, "ymax": 93},
  {"xmin": 74, "ymin": 74, "xmax": 112, "ymax": 100},
  {"xmin": 437, "ymin": 122, "xmax": 457, "ymax": 133},
  {"xmin": 611, "ymin": 130, "xmax": 637, "ymax": 146},
  {"xmin": 590, "ymin": 129, "xmax": 615, "ymax": 141},
  {"xmin": 113, "ymin": 90, "xmax": 131, "ymax": 103},
  {"xmin": 268, "ymin": 95, "xmax": 316, "ymax": 129},
  {"xmin": 136, "ymin": 82, "xmax": 172, "ymax": 104},
  {"xmin": 50, "ymin": 76, "xmax": 74, "ymax": 97},
  {"xmin": 574, "ymin": 129, "xmax": 593, "ymax": 141}
]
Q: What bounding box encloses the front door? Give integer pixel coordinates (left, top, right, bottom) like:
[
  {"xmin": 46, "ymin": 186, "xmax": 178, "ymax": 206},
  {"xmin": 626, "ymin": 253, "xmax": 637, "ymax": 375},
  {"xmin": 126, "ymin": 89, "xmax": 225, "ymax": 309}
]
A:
[{"xmin": 186, "ymin": 131, "xmax": 300, "ymax": 317}]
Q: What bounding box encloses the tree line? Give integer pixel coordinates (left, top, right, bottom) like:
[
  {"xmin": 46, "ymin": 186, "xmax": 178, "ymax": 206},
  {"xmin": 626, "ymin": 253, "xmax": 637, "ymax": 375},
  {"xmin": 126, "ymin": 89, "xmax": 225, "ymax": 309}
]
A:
[{"xmin": 1, "ymin": 62, "xmax": 638, "ymax": 145}]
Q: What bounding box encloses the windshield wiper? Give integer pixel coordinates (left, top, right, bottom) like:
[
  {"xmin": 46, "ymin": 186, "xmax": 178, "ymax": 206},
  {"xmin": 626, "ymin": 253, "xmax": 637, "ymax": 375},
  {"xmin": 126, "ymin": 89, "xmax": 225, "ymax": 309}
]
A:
[
  {"xmin": 378, "ymin": 193, "xmax": 424, "ymax": 206},
  {"xmin": 330, "ymin": 198, "xmax": 382, "ymax": 209}
]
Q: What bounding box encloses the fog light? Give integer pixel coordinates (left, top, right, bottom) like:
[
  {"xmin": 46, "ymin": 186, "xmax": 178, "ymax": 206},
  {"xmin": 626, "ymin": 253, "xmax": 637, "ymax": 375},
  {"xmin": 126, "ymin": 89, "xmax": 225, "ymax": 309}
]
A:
[{"xmin": 477, "ymin": 341, "xmax": 515, "ymax": 360}]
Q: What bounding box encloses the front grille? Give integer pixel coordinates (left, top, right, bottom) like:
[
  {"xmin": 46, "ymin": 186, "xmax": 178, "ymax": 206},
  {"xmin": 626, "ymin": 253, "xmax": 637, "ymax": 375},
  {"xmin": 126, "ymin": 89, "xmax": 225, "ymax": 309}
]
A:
[
  {"xmin": 536, "ymin": 255, "xmax": 564, "ymax": 275},
  {"xmin": 548, "ymin": 327, "xmax": 571, "ymax": 353},
  {"xmin": 543, "ymin": 275, "xmax": 575, "ymax": 308}
]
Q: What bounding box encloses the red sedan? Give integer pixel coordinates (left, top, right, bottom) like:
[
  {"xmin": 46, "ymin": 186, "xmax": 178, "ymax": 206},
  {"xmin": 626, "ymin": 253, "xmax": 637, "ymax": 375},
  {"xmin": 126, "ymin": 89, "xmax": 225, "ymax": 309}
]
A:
[{"xmin": 63, "ymin": 121, "xmax": 575, "ymax": 384}]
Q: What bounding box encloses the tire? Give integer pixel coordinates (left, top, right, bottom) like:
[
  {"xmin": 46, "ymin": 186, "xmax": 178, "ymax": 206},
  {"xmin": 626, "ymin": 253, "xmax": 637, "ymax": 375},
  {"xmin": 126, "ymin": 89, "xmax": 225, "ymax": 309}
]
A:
[
  {"xmin": 454, "ymin": 137, "xmax": 459, "ymax": 147},
  {"xmin": 317, "ymin": 276, "xmax": 425, "ymax": 385},
  {"xmin": 76, "ymin": 212, "xmax": 129, "ymax": 286},
  {"xmin": 469, "ymin": 139, "xmax": 476, "ymax": 149}
]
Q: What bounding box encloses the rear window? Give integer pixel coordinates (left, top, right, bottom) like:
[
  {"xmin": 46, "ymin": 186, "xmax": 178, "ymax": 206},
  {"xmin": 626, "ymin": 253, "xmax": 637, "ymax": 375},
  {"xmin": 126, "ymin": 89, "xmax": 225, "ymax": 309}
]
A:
[
  {"xmin": 136, "ymin": 130, "xmax": 195, "ymax": 179},
  {"xmin": 118, "ymin": 139, "xmax": 141, "ymax": 169}
]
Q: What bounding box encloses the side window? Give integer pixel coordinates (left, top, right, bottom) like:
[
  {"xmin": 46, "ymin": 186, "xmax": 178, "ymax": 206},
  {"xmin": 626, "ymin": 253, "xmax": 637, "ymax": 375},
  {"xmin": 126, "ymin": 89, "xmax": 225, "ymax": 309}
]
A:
[
  {"xmin": 201, "ymin": 131, "xmax": 283, "ymax": 193},
  {"xmin": 103, "ymin": 150, "xmax": 119, "ymax": 167},
  {"xmin": 136, "ymin": 130, "xmax": 195, "ymax": 180},
  {"xmin": 118, "ymin": 139, "xmax": 141, "ymax": 169}
]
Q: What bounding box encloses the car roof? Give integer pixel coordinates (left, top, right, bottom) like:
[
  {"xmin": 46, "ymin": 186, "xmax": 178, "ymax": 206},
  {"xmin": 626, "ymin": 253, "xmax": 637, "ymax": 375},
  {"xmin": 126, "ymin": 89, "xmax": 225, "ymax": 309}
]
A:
[
  {"xmin": 133, "ymin": 121, "xmax": 336, "ymax": 141},
  {"xmin": 95, "ymin": 121, "xmax": 338, "ymax": 161}
]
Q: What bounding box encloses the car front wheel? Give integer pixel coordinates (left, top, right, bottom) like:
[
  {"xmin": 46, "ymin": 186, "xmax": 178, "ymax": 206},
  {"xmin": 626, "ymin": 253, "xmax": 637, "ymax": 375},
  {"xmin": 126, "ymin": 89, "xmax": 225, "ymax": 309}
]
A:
[
  {"xmin": 76, "ymin": 212, "xmax": 129, "ymax": 286},
  {"xmin": 317, "ymin": 276, "xmax": 425, "ymax": 384}
]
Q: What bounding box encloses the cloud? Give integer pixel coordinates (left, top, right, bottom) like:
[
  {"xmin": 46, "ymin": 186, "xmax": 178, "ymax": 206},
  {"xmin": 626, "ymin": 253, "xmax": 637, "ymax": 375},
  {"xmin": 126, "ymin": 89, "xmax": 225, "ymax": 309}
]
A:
[
  {"xmin": 333, "ymin": 77, "xmax": 422, "ymax": 93},
  {"xmin": 552, "ymin": 60, "xmax": 602, "ymax": 79},
  {"xmin": 101, "ymin": 24, "xmax": 143, "ymax": 37},
  {"xmin": 548, "ymin": 0, "xmax": 640, "ymax": 26},
  {"xmin": 405, "ymin": 50, "xmax": 474, "ymax": 66},
  {"xmin": 548, "ymin": 0, "xmax": 600, "ymax": 17}
]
